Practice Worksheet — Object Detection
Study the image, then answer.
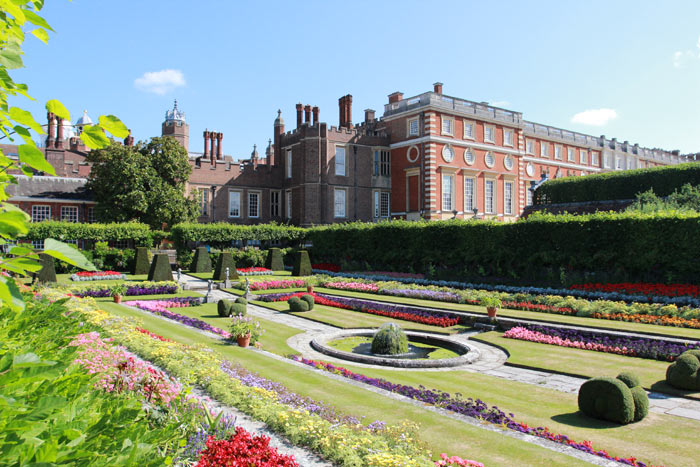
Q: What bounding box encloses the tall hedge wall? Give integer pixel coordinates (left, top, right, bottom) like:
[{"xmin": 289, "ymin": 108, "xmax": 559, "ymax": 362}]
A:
[
  {"xmin": 25, "ymin": 221, "xmax": 154, "ymax": 245},
  {"xmin": 534, "ymin": 162, "xmax": 700, "ymax": 204},
  {"xmin": 307, "ymin": 213, "xmax": 700, "ymax": 284},
  {"xmin": 170, "ymin": 222, "xmax": 306, "ymax": 253}
]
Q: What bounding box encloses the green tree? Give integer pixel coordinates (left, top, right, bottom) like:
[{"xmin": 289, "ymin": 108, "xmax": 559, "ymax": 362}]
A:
[
  {"xmin": 86, "ymin": 136, "xmax": 198, "ymax": 229},
  {"xmin": 0, "ymin": 2, "xmax": 127, "ymax": 309}
]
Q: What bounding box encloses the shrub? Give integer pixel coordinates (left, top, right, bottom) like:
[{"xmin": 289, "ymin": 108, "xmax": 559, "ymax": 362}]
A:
[
  {"xmin": 578, "ymin": 372, "xmax": 648, "ymax": 424},
  {"xmin": 218, "ymin": 300, "xmax": 233, "ymax": 317},
  {"xmin": 265, "ymin": 248, "xmax": 285, "ymax": 271},
  {"xmin": 148, "ymin": 254, "xmax": 173, "ymax": 282},
  {"xmin": 91, "ymin": 241, "xmax": 135, "ymax": 271},
  {"xmin": 36, "ymin": 253, "xmax": 57, "ymax": 284},
  {"xmin": 666, "ymin": 350, "xmax": 700, "ymax": 390},
  {"xmin": 213, "ymin": 252, "xmax": 238, "ymax": 281},
  {"xmin": 292, "ymin": 250, "xmax": 312, "ymax": 276},
  {"xmin": 231, "ymin": 303, "xmax": 247, "ymax": 317},
  {"xmin": 26, "ymin": 221, "xmax": 152, "ymax": 245},
  {"xmin": 133, "ymin": 247, "xmax": 150, "ymax": 275},
  {"xmin": 287, "ymin": 296, "xmax": 309, "ymax": 312},
  {"xmin": 371, "ymin": 323, "xmax": 409, "ymax": 355},
  {"xmin": 300, "ymin": 294, "xmax": 314, "ymax": 310},
  {"xmin": 191, "ymin": 246, "xmax": 212, "ymax": 273},
  {"xmin": 235, "ymin": 297, "xmax": 247, "ymax": 305}
]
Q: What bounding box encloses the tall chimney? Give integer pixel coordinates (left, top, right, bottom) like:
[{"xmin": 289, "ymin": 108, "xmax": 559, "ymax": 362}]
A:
[
  {"xmin": 216, "ymin": 133, "xmax": 223, "ymax": 159},
  {"xmin": 209, "ymin": 131, "xmax": 215, "ymax": 159},
  {"xmin": 203, "ymin": 130, "xmax": 210, "ymax": 158},
  {"xmin": 272, "ymin": 109, "xmax": 284, "ymax": 168},
  {"xmin": 433, "ymin": 82, "xmax": 443, "ymax": 94},
  {"xmin": 312, "ymin": 106, "xmax": 319, "ymax": 125},
  {"xmin": 55, "ymin": 115, "xmax": 64, "ymax": 149},
  {"xmin": 46, "ymin": 112, "xmax": 55, "ymax": 148},
  {"xmin": 296, "ymin": 103, "xmax": 303, "ymax": 129},
  {"xmin": 338, "ymin": 96, "xmax": 346, "ymax": 128},
  {"xmin": 364, "ymin": 109, "xmax": 375, "ymax": 123},
  {"xmin": 345, "ymin": 95, "xmax": 352, "ymax": 128},
  {"xmin": 304, "ymin": 105, "xmax": 311, "ymax": 125}
]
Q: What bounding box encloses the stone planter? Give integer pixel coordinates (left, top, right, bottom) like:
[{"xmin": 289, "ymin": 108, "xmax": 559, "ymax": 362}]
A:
[{"xmin": 236, "ymin": 334, "xmax": 251, "ymax": 348}]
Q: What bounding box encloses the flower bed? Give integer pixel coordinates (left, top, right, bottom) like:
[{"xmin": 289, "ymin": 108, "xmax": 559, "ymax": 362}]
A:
[
  {"xmin": 382, "ymin": 288, "xmax": 461, "ymax": 303},
  {"xmin": 237, "ymin": 267, "xmax": 274, "ymax": 276},
  {"xmin": 571, "ymin": 282, "xmax": 700, "ymax": 299},
  {"xmin": 504, "ymin": 325, "xmax": 700, "ymax": 361},
  {"xmin": 248, "ymin": 279, "xmax": 306, "ymax": 291},
  {"xmin": 70, "ymin": 270, "xmax": 126, "ymax": 281},
  {"xmin": 125, "ymin": 298, "xmax": 231, "ymax": 338},
  {"xmin": 593, "ymin": 312, "xmax": 700, "ymax": 329},
  {"xmin": 196, "ymin": 427, "xmax": 299, "ymax": 466},
  {"xmin": 324, "ymin": 281, "xmax": 379, "ymax": 293},
  {"xmin": 70, "ymin": 281, "xmax": 179, "ymax": 298},
  {"xmin": 260, "ymin": 292, "xmax": 460, "ymax": 327},
  {"xmin": 312, "ymin": 263, "xmax": 341, "ymax": 273},
  {"xmin": 292, "ymin": 356, "xmax": 658, "ymax": 467}
]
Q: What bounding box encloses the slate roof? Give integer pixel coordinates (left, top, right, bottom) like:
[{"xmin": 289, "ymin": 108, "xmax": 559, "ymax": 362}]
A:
[{"xmin": 6, "ymin": 175, "xmax": 93, "ymax": 201}]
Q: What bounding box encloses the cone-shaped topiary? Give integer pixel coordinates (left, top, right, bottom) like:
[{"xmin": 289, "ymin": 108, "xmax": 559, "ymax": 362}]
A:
[
  {"xmin": 371, "ymin": 323, "xmax": 409, "ymax": 355},
  {"xmin": 292, "ymin": 250, "xmax": 311, "ymax": 276},
  {"xmin": 36, "ymin": 253, "xmax": 57, "ymax": 284},
  {"xmin": 265, "ymin": 248, "xmax": 285, "ymax": 271},
  {"xmin": 578, "ymin": 372, "xmax": 648, "ymax": 424},
  {"xmin": 217, "ymin": 300, "xmax": 233, "ymax": 317},
  {"xmin": 288, "ymin": 296, "xmax": 309, "ymax": 312},
  {"xmin": 133, "ymin": 247, "xmax": 150, "ymax": 275},
  {"xmin": 213, "ymin": 252, "xmax": 238, "ymax": 281},
  {"xmin": 666, "ymin": 350, "xmax": 700, "ymax": 390},
  {"xmin": 190, "ymin": 246, "xmax": 212, "ymax": 273},
  {"xmin": 148, "ymin": 254, "xmax": 173, "ymax": 281},
  {"xmin": 300, "ymin": 294, "xmax": 314, "ymax": 310}
]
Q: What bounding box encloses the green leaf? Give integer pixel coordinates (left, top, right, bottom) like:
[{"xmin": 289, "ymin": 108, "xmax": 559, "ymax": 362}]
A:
[
  {"xmin": 13, "ymin": 125, "xmax": 34, "ymax": 144},
  {"xmin": 13, "ymin": 353, "xmax": 55, "ymax": 368},
  {"xmin": 30, "ymin": 28, "xmax": 48, "ymax": 44},
  {"xmin": 4, "ymin": 256, "xmax": 42, "ymax": 273},
  {"xmin": 18, "ymin": 144, "xmax": 55, "ymax": 175},
  {"xmin": 9, "ymin": 107, "xmax": 43, "ymax": 134},
  {"xmin": 45, "ymin": 99, "xmax": 69, "ymax": 122},
  {"xmin": 80, "ymin": 125, "xmax": 110, "ymax": 149},
  {"xmin": 42, "ymin": 238, "xmax": 97, "ymax": 271},
  {"xmin": 8, "ymin": 245, "xmax": 37, "ymax": 257},
  {"xmin": 0, "ymin": 209, "xmax": 30, "ymax": 237},
  {"xmin": 98, "ymin": 115, "xmax": 129, "ymax": 139},
  {"xmin": 24, "ymin": 8, "xmax": 54, "ymax": 32},
  {"xmin": 0, "ymin": 49, "xmax": 23, "ymax": 70}
]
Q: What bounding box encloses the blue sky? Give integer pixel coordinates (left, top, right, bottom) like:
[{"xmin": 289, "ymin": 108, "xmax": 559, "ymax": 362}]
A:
[{"xmin": 12, "ymin": 0, "xmax": 700, "ymax": 156}]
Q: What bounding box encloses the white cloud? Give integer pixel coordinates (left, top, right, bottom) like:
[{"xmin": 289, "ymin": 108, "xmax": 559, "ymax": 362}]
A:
[
  {"xmin": 570, "ymin": 108, "xmax": 617, "ymax": 126},
  {"xmin": 134, "ymin": 69, "xmax": 186, "ymax": 95},
  {"xmin": 672, "ymin": 35, "xmax": 700, "ymax": 68},
  {"xmin": 489, "ymin": 100, "xmax": 511, "ymax": 108}
]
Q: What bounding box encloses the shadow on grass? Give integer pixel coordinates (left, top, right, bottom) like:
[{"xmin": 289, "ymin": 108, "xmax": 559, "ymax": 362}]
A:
[
  {"xmin": 551, "ymin": 411, "xmax": 621, "ymax": 429},
  {"xmin": 649, "ymin": 380, "xmax": 700, "ymax": 401}
]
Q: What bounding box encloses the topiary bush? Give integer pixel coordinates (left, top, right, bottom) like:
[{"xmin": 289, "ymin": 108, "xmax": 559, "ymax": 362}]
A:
[
  {"xmin": 133, "ymin": 247, "xmax": 150, "ymax": 275},
  {"xmin": 231, "ymin": 303, "xmax": 247, "ymax": 317},
  {"xmin": 287, "ymin": 296, "xmax": 309, "ymax": 312},
  {"xmin": 235, "ymin": 297, "xmax": 247, "ymax": 305},
  {"xmin": 666, "ymin": 350, "xmax": 700, "ymax": 390},
  {"xmin": 36, "ymin": 253, "xmax": 57, "ymax": 284},
  {"xmin": 371, "ymin": 323, "xmax": 409, "ymax": 355},
  {"xmin": 265, "ymin": 248, "xmax": 285, "ymax": 271},
  {"xmin": 190, "ymin": 246, "xmax": 212, "ymax": 273},
  {"xmin": 292, "ymin": 250, "xmax": 312, "ymax": 276},
  {"xmin": 300, "ymin": 294, "xmax": 314, "ymax": 310},
  {"xmin": 578, "ymin": 372, "xmax": 648, "ymax": 424},
  {"xmin": 217, "ymin": 300, "xmax": 233, "ymax": 317},
  {"xmin": 148, "ymin": 254, "xmax": 173, "ymax": 282},
  {"xmin": 213, "ymin": 252, "xmax": 238, "ymax": 281}
]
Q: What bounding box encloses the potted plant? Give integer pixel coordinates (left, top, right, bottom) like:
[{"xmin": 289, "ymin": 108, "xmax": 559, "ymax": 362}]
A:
[
  {"xmin": 230, "ymin": 314, "xmax": 264, "ymax": 348},
  {"xmin": 305, "ymin": 276, "xmax": 318, "ymax": 293},
  {"xmin": 109, "ymin": 284, "xmax": 128, "ymax": 304},
  {"xmin": 480, "ymin": 295, "xmax": 502, "ymax": 318}
]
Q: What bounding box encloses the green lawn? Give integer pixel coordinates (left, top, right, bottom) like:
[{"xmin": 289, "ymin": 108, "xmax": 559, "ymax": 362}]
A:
[
  {"xmin": 474, "ymin": 331, "xmax": 700, "ymax": 398},
  {"xmin": 55, "ymin": 273, "xmax": 149, "ymax": 285},
  {"xmin": 98, "ymin": 301, "xmax": 594, "ymax": 467},
  {"xmin": 329, "ymin": 335, "xmax": 459, "ymax": 360},
  {"xmin": 316, "ymin": 287, "xmax": 700, "ymax": 340},
  {"xmin": 93, "ymin": 291, "xmax": 202, "ymax": 302},
  {"xmin": 188, "ymin": 270, "xmax": 305, "ymax": 284}
]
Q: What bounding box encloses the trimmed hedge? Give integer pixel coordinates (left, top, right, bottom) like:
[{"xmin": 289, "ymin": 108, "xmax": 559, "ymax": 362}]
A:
[
  {"xmin": 213, "ymin": 252, "xmax": 237, "ymax": 281},
  {"xmin": 132, "ymin": 247, "xmax": 150, "ymax": 275},
  {"xmin": 25, "ymin": 221, "xmax": 153, "ymax": 245},
  {"xmin": 265, "ymin": 248, "xmax": 285, "ymax": 271},
  {"xmin": 534, "ymin": 162, "xmax": 700, "ymax": 205},
  {"xmin": 217, "ymin": 299, "xmax": 233, "ymax": 317},
  {"xmin": 170, "ymin": 222, "xmax": 306, "ymax": 255},
  {"xmin": 371, "ymin": 323, "xmax": 408, "ymax": 355},
  {"xmin": 36, "ymin": 253, "xmax": 57, "ymax": 284},
  {"xmin": 191, "ymin": 247, "xmax": 212, "ymax": 273},
  {"xmin": 288, "ymin": 296, "xmax": 309, "ymax": 312},
  {"xmin": 148, "ymin": 254, "xmax": 173, "ymax": 282},
  {"xmin": 300, "ymin": 294, "xmax": 314, "ymax": 310},
  {"xmin": 578, "ymin": 372, "xmax": 648, "ymax": 424},
  {"xmin": 666, "ymin": 350, "xmax": 700, "ymax": 390},
  {"xmin": 292, "ymin": 250, "xmax": 312, "ymax": 276}
]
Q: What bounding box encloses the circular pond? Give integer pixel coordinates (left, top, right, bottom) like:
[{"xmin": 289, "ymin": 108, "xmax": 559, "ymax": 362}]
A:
[{"xmin": 311, "ymin": 329, "xmax": 480, "ymax": 369}]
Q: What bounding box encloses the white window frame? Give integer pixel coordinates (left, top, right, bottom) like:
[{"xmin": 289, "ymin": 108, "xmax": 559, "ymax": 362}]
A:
[
  {"xmin": 198, "ymin": 188, "xmax": 209, "ymax": 215},
  {"xmin": 503, "ymin": 129, "xmax": 514, "ymax": 147},
  {"xmin": 60, "ymin": 206, "xmax": 78, "ymax": 223},
  {"xmin": 504, "ymin": 181, "xmax": 514, "ymax": 215},
  {"xmin": 380, "ymin": 192, "xmax": 390, "ymax": 218},
  {"xmin": 484, "ymin": 124, "xmax": 495, "ymax": 144},
  {"xmin": 464, "ymin": 176, "xmax": 476, "ymax": 212},
  {"xmin": 463, "ymin": 120, "xmax": 475, "ymax": 140},
  {"xmin": 526, "ymin": 184, "xmax": 533, "ymax": 206},
  {"xmin": 270, "ymin": 190, "xmax": 281, "ymax": 218},
  {"xmin": 373, "ymin": 190, "xmax": 380, "ymax": 218},
  {"xmin": 408, "ymin": 118, "xmax": 419, "ymax": 136},
  {"xmin": 441, "ymin": 116, "xmax": 454, "ymax": 136},
  {"xmin": 286, "ymin": 189, "xmax": 292, "ymax": 219},
  {"xmin": 335, "ymin": 145, "xmax": 346, "ymax": 176},
  {"xmin": 87, "ymin": 207, "xmax": 96, "ymax": 223},
  {"xmin": 615, "ymin": 156, "xmax": 623, "ymax": 170},
  {"xmin": 32, "ymin": 205, "xmax": 51, "ymax": 223},
  {"xmin": 484, "ymin": 152, "xmax": 495, "ymax": 168},
  {"xmin": 334, "ymin": 188, "xmax": 346, "ymax": 218},
  {"xmin": 485, "ymin": 179, "xmax": 496, "ymax": 214},
  {"xmin": 603, "ymin": 152, "xmax": 611, "ymax": 168},
  {"xmin": 592, "ymin": 152, "xmax": 599, "ymax": 167},
  {"xmin": 286, "ymin": 150, "xmax": 292, "ymax": 178},
  {"xmin": 464, "ymin": 148, "xmax": 475, "ymax": 165},
  {"xmin": 567, "ymin": 148, "xmax": 575, "ymax": 162},
  {"xmin": 441, "ymin": 174, "xmax": 454, "ymax": 212},
  {"xmin": 554, "ymin": 145, "xmax": 563, "ymax": 160},
  {"xmin": 540, "ymin": 142, "xmax": 549, "ymax": 158},
  {"xmin": 526, "ymin": 139, "xmax": 535, "ymax": 155},
  {"xmin": 248, "ymin": 191, "xmax": 260, "ymax": 218},
  {"xmin": 228, "ymin": 190, "xmax": 241, "ymax": 218},
  {"xmin": 580, "ymin": 150, "xmax": 588, "ymax": 164}
]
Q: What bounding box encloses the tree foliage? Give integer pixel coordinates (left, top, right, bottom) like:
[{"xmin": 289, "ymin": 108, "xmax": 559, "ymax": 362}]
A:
[{"xmin": 86, "ymin": 137, "xmax": 198, "ymax": 229}]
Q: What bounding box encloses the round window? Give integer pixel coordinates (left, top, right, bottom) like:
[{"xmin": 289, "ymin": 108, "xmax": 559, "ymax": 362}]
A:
[
  {"xmin": 406, "ymin": 146, "xmax": 419, "ymax": 163},
  {"xmin": 504, "ymin": 155, "xmax": 513, "ymax": 170},
  {"xmin": 464, "ymin": 148, "xmax": 475, "ymax": 165},
  {"xmin": 526, "ymin": 162, "xmax": 535, "ymax": 177},
  {"xmin": 485, "ymin": 152, "xmax": 495, "ymax": 168},
  {"xmin": 442, "ymin": 145, "xmax": 454, "ymax": 163}
]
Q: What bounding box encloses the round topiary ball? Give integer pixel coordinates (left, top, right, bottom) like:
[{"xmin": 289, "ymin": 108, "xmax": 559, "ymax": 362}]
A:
[
  {"xmin": 616, "ymin": 371, "xmax": 641, "ymax": 389},
  {"xmin": 235, "ymin": 297, "xmax": 248, "ymax": 305},
  {"xmin": 300, "ymin": 294, "xmax": 314, "ymax": 310},
  {"xmin": 231, "ymin": 303, "xmax": 247, "ymax": 317},
  {"xmin": 666, "ymin": 351, "xmax": 700, "ymax": 390},
  {"xmin": 578, "ymin": 377, "xmax": 635, "ymax": 424},
  {"xmin": 371, "ymin": 323, "xmax": 409, "ymax": 355},
  {"xmin": 288, "ymin": 296, "xmax": 309, "ymax": 312},
  {"xmin": 217, "ymin": 300, "xmax": 233, "ymax": 317},
  {"xmin": 630, "ymin": 386, "xmax": 649, "ymax": 422}
]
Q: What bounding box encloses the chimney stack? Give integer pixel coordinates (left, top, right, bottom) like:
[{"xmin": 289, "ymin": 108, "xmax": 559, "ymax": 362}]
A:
[
  {"xmin": 312, "ymin": 106, "xmax": 319, "ymax": 125},
  {"xmin": 304, "ymin": 104, "xmax": 311, "ymax": 125},
  {"xmin": 55, "ymin": 116, "xmax": 64, "ymax": 149},
  {"xmin": 345, "ymin": 95, "xmax": 352, "ymax": 128},
  {"xmin": 338, "ymin": 96, "xmax": 346, "ymax": 128},
  {"xmin": 216, "ymin": 132, "xmax": 223, "ymax": 159},
  {"xmin": 46, "ymin": 112, "xmax": 55, "ymax": 148},
  {"xmin": 364, "ymin": 109, "xmax": 375, "ymax": 123},
  {"xmin": 388, "ymin": 92, "xmax": 403, "ymax": 104},
  {"xmin": 433, "ymin": 82, "xmax": 443, "ymax": 94},
  {"xmin": 203, "ymin": 130, "xmax": 210, "ymax": 158},
  {"xmin": 296, "ymin": 103, "xmax": 303, "ymax": 129},
  {"xmin": 209, "ymin": 131, "xmax": 215, "ymax": 160}
]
